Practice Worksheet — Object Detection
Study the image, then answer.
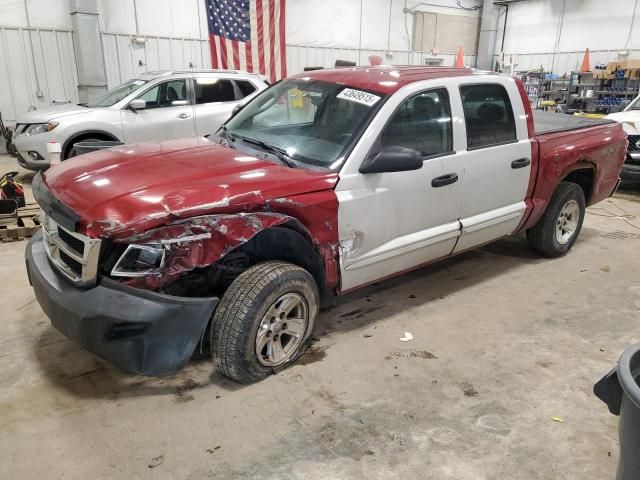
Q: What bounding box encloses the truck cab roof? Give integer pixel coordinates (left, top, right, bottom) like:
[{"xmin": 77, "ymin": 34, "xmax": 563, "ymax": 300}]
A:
[{"xmin": 289, "ymin": 66, "xmax": 489, "ymax": 95}]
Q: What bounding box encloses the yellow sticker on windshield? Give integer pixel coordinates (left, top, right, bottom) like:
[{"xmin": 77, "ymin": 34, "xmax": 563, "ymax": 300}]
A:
[{"xmin": 337, "ymin": 88, "xmax": 381, "ymax": 107}]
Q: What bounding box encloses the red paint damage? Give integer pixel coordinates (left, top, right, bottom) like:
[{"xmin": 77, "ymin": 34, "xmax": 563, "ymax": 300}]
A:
[{"xmin": 42, "ymin": 136, "xmax": 340, "ymax": 290}]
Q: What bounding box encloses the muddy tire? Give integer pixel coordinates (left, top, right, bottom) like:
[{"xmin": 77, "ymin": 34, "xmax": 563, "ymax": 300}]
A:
[
  {"xmin": 527, "ymin": 181, "xmax": 586, "ymax": 257},
  {"xmin": 211, "ymin": 261, "xmax": 319, "ymax": 384}
]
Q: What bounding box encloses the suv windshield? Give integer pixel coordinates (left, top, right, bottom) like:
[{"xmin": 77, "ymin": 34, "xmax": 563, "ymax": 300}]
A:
[
  {"xmin": 224, "ymin": 79, "xmax": 384, "ymax": 169},
  {"xmin": 628, "ymin": 96, "xmax": 640, "ymax": 110},
  {"xmin": 86, "ymin": 80, "xmax": 147, "ymax": 108}
]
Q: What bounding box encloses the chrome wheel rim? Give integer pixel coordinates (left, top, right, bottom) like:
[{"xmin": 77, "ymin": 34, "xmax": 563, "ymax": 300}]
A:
[
  {"xmin": 255, "ymin": 293, "xmax": 308, "ymax": 367},
  {"xmin": 555, "ymin": 199, "xmax": 580, "ymax": 245}
]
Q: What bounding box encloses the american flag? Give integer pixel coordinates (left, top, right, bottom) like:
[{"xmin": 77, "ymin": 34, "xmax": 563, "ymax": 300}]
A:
[{"xmin": 205, "ymin": 0, "xmax": 287, "ymax": 83}]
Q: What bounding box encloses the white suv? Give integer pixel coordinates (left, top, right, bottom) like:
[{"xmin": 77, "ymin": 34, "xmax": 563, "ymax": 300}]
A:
[{"xmin": 13, "ymin": 70, "xmax": 268, "ymax": 170}]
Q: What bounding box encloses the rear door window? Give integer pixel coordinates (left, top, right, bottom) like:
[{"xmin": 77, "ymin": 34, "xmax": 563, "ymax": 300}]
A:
[
  {"xmin": 235, "ymin": 80, "xmax": 257, "ymax": 98},
  {"xmin": 195, "ymin": 78, "xmax": 237, "ymax": 104},
  {"xmin": 460, "ymin": 84, "xmax": 516, "ymax": 149}
]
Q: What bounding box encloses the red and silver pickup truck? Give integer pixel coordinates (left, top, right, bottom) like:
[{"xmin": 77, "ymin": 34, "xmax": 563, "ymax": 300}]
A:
[{"xmin": 26, "ymin": 66, "xmax": 626, "ymax": 383}]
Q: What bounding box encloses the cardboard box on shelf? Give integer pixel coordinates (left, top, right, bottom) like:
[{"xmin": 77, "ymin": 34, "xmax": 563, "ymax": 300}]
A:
[
  {"xmin": 625, "ymin": 69, "xmax": 640, "ymax": 79},
  {"xmin": 605, "ymin": 61, "xmax": 620, "ymax": 74},
  {"xmin": 620, "ymin": 60, "xmax": 640, "ymax": 70}
]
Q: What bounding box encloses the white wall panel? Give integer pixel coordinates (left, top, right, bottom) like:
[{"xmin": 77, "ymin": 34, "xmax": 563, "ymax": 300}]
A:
[
  {"xmin": 285, "ymin": 0, "xmax": 476, "ymax": 51},
  {"xmin": 0, "ymin": 0, "xmax": 29, "ymax": 27},
  {"xmin": 101, "ymin": 33, "xmax": 210, "ymax": 88},
  {"xmin": 0, "ymin": 27, "xmax": 78, "ymax": 122},
  {"xmin": 0, "ymin": 0, "xmax": 71, "ymax": 28},
  {"xmin": 96, "ymin": 0, "xmax": 136, "ymax": 33},
  {"xmin": 26, "ymin": 0, "xmax": 72, "ymax": 29},
  {"xmin": 285, "ymin": 44, "xmax": 476, "ymax": 75},
  {"xmin": 134, "ymin": 0, "xmax": 202, "ymax": 38},
  {"xmin": 503, "ymin": 0, "xmax": 640, "ymax": 55}
]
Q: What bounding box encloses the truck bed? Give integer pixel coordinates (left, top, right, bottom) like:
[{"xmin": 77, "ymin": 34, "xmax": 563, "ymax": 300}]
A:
[{"xmin": 533, "ymin": 110, "xmax": 616, "ymax": 135}]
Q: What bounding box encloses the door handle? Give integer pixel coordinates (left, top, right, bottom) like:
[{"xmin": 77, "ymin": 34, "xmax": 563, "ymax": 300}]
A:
[
  {"xmin": 511, "ymin": 158, "xmax": 531, "ymax": 169},
  {"xmin": 177, "ymin": 113, "xmax": 192, "ymax": 119},
  {"xmin": 431, "ymin": 173, "xmax": 458, "ymax": 188}
]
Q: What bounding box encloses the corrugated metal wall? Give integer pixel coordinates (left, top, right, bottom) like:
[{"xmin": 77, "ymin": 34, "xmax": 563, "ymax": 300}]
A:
[
  {"xmin": 0, "ymin": 27, "xmax": 78, "ymax": 123},
  {"xmin": 101, "ymin": 33, "xmax": 212, "ymax": 88}
]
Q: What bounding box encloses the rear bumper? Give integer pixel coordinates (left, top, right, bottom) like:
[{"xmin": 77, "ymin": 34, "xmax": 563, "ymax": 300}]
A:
[{"xmin": 26, "ymin": 231, "xmax": 218, "ymax": 376}]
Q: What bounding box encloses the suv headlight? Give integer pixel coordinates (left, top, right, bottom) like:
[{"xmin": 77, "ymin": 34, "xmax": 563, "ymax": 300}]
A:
[
  {"xmin": 111, "ymin": 244, "xmax": 166, "ymax": 277},
  {"xmin": 24, "ymin": 122, "xmax": 58, "ymax": 136}
]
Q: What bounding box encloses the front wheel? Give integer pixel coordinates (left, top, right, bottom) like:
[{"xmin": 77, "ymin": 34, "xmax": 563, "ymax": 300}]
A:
[
  {"xmin": 211, "ymin": 261, "xmax": 319, "ymax": 384},
  {"xmin": 66, "ymin": 137, "xmax": 103, "ymax": 159},
  {"xmin": 527, "ymin": 181, "xmax": 586, "ymax": 257}
]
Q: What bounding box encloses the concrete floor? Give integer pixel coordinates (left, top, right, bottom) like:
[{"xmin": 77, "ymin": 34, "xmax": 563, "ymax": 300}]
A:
[{"xmin": 1, "ymin": 153, "xmax": 639, "ymax": 479}]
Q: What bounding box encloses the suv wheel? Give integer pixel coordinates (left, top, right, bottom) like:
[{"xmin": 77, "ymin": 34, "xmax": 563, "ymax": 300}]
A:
[
  {"xmin": 211, "ymin": 261, "xmax": 319, "ymax": 384},
  {"xmin": 66, "ymin": 137, "xmax": 102, "ymax": 159}
]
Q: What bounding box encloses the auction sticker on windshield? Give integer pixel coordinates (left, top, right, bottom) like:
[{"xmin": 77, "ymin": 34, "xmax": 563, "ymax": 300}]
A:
[{"xmin": 337, "ymin": 88, "xmax": 381, "ymax": 107}]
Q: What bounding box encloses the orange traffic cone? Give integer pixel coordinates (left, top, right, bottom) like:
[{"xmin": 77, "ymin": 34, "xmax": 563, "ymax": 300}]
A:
[
  {"xmin": 454, "ymin": 47, "xmax": 464, "ymax": 68},
  {"xmin": 580, "ymin": 48, "xmax": 590, "ymax": 72}
]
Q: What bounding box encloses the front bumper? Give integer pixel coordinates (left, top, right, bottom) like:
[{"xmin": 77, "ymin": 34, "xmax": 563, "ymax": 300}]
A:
[
  {"xmin": 13, "ymin": 133, "xmax": 50, "ymax": 170},
  {"xmin": 26, "ymin": 231, "xmax": 219, "ymax": 376}
]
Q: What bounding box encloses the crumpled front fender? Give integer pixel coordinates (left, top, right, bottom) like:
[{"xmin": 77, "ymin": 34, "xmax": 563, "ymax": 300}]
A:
[{"xmin": 120, "ymin": 212, "xmax": 296, "ymax": 290}]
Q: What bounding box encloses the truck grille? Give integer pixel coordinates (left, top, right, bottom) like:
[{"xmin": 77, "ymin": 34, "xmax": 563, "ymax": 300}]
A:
[
  {"xmin": 42, "ymin": 212, "xmax": 101, "ymax": 286},
  {"xmin": 628, "ymin": 135, "xmax": 640, "ymax": 165}
]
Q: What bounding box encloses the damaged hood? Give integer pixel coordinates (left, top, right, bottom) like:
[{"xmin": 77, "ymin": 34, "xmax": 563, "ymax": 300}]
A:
[{"xmin": 42, "ymin": 137, "xmax": 338, "ymax": 238}]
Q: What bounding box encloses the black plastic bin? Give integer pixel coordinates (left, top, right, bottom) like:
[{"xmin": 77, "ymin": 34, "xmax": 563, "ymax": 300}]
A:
[
  {"xmin": 74, "ymin": 140, "xmax": 123, "ymax": 156},
  {"xmin": 594, "ymin": 344, "xmax": 640, "ymax": 480}
]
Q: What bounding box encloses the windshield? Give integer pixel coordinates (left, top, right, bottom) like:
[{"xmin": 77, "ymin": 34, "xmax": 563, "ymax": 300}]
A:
[
  {"xmin": 628, "ymin": 95, "xmax": 640, "ymax": 111},
  {"xmin": 224, "ymin": 79, "xmax": 384, "ymax": 169},
  {"xmin": 86, "ymin": 80, "xmax": 147, "ymax": 108}
]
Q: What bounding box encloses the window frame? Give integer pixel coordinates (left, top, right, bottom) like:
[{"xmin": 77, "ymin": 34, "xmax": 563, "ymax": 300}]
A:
[
  {"xmin": 458, "ymin": 82, "xmax": 518, "ymax": 152},
  {"xmin": 371, "ymin": 87, "xmax": 456, "ymax": 163},
  {"xmin": 127, "ymin": 78, "xmax": 192, "ymax": 110},
  {"xmin": 233, "ymin": 79, "xmax": 259, "ymax": 99}
]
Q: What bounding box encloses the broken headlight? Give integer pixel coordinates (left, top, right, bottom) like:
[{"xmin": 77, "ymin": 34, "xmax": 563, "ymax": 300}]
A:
[{"xmin": 111, "ymin": 244, "xmax": 166, "ymax": 277}]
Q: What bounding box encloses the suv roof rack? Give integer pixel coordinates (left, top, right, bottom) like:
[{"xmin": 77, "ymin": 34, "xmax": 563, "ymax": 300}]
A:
[{"xmin": 142, "ymin": 69, "xmax": 249, "ymax": 77}]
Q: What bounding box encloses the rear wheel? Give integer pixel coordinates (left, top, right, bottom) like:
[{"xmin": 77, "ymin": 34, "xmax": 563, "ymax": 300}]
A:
[
  {"xmin": 66, "ymin": 137, "xmax": 103, "ymax": 159},
  {"xmin": 527, "ymin": 181, "xmax": 586, "ymax": 257},
  {"xmin": 211, "ymin": 261, "xmax": 319, "ymax": 384}
]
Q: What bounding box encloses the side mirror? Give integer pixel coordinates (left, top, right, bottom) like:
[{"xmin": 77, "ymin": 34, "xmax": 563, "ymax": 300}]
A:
[
  {"xmin": 129, "ymin": 99, "xmax": 147, "ymax": 111},
  {"xmin": 359, "ymin": 146, "xmax": 423, "ymax": 174},
  {"xmin": 231, "ymin": 103, "xmax": 244, "ymax": 118}
]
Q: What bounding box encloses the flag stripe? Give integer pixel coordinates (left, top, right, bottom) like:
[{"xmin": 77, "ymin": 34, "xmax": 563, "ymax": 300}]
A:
[
  {"xmin": 209, "ymin": 34, "xmax": 219, "ymax": 68},
  {"xmin": 249, "ymin": 1, "xmax": 260, "ymax": 72},
  {"xmin": 232, "ymin": 40, "xmax": 240, "ymax": 69},
  {"xmin": 256, "ymin": 0, "xmax": 266, "ymax": 75},
  {"xmin": 268, "ymin": 0, "xmax": 277, "ymax": 82},
  {"xmin": 279, "ymin": 0, "xmax": 286, "ymax": 79},
  {"xmin": 220, "ymin": 36, "xmax": 228, "ymax": 69},
  {"xmin": 215, "ymin": 35, "xmax": 223, "ymax": 69},
  {"xmin": 244, "ymin": 41, "xmax": 253, "ymax": 72}
]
